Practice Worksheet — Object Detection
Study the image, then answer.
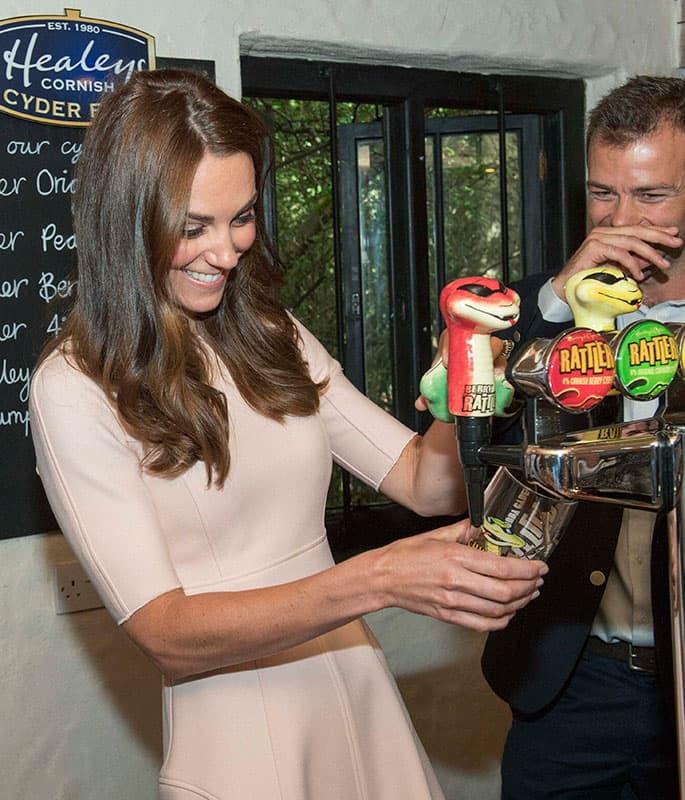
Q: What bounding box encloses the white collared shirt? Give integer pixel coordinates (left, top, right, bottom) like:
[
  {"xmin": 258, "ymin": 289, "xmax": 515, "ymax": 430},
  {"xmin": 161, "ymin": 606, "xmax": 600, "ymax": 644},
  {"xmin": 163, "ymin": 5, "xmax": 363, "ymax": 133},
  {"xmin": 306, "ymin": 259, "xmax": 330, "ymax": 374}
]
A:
[{"xmin": 538, "ymin": 279, "xmax": 685, "ymax": 646}]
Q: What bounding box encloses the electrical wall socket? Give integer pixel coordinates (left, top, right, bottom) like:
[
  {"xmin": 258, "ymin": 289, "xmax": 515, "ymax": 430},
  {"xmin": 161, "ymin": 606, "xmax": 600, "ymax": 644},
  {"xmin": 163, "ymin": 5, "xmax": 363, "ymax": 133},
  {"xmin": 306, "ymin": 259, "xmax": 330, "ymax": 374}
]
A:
[{"xmin": 54, "ymin": 560, "xmax": 104, "ymax": 614}]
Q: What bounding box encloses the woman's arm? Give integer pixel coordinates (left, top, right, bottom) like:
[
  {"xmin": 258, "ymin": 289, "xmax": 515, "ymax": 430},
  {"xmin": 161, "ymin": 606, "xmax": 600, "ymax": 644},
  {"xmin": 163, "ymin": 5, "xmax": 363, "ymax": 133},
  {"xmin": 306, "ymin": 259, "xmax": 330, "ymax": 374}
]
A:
[
  {"xmin": 124, "ymin": 518, "xmax": 545, "ymax": 681},
  {"xmin": 32, "ymin": 345, "xmax": 546, "ymax": 685},
  {"xmin": 123, "ymin": 350, "xmax": 543, "ymax": 680},
  {"xmin": 378, "ymin": 422, "xmax": 466, "ymax": 517}
]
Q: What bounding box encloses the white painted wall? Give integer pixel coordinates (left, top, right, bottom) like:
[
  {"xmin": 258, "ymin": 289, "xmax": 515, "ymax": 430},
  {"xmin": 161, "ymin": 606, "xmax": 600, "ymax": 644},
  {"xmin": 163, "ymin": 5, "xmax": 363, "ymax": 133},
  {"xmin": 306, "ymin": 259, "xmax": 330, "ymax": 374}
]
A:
[{"xmin": 1, "ymin": 1, "xmax": 679, "ymax": 798}]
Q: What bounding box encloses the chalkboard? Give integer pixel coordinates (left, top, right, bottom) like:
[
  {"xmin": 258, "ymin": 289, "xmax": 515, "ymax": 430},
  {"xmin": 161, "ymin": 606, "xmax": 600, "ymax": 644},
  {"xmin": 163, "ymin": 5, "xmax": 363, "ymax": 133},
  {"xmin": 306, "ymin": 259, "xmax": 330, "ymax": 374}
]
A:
[
  {"xmin": 0, "ymin": 113, "xmax": 79, "ymax": 538},
  {"xmin": 0, "ymin": 57, "xmax": 215, "ymax": 539}
]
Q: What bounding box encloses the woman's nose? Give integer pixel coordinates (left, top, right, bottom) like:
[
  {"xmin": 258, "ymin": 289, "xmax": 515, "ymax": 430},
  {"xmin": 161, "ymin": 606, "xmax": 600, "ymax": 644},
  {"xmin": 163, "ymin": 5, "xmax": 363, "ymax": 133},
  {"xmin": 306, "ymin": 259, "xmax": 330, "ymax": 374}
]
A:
[{"xmin": 205, "ymin": 229, "xmax": 239, "ymax": 269}]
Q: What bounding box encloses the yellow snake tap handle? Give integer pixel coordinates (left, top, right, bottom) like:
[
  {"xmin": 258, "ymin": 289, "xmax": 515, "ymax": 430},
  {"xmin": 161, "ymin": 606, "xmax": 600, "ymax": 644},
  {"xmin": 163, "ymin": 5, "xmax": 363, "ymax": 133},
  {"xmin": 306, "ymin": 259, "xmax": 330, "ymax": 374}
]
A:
[{"xmin": 563, "ymin": 266, "xmax": 642, "ymax": 332}]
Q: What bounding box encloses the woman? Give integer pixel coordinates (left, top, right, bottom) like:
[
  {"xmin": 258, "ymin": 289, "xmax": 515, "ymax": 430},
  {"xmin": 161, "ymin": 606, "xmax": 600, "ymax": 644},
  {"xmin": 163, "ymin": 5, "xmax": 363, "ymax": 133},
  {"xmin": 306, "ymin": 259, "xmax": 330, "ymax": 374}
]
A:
[{"xmin": 29, "ymin": 69, "xmax": 546, "ymax": 799}]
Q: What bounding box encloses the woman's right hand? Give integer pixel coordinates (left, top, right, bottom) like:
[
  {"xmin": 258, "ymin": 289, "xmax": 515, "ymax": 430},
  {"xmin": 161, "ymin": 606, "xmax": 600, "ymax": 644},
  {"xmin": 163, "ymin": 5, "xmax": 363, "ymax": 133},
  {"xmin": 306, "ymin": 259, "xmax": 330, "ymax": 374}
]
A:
[
  {"xmin": 367, "ymin": 518, "xmax": 547, "ymax": 632},
  {"xmin": 123, "ymin": 517, "xmax": 545, "ymax": 681}
]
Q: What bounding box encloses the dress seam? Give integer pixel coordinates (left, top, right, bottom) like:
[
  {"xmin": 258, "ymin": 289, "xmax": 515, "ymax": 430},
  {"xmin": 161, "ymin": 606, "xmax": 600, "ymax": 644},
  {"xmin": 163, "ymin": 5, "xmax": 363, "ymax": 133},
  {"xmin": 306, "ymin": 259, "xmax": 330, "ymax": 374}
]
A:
[
  {"xmin": 179, "ymin": 472, "xmax": 223, "ymax": 578},
  {"xmin": 160, "ymin": 684, "xmax": 174, "ymax": 772},
  {"xmin": 321, "ymin": 392, "xmax": 407, "ymax": 491},
  {"xmin": 320, "ymin": 637, "xmax": 369, "ymax": 800},
  {"xmin": 159, "ymin": 777, "xmax": 222, "ymax": 800},
  {"xmin": 255, "ymin": 665, "xmax": 287, "ymax": 800},
  {"xmin": 185, "ymin": 534, "xmax": 328, "ymax": 593}
]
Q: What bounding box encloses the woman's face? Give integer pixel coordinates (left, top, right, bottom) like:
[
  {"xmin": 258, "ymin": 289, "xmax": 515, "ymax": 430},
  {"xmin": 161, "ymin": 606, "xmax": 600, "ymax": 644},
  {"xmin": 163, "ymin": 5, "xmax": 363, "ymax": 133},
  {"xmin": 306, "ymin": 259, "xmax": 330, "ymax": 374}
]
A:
[{"xmin": 169, "ymin": 150, "xmax": 257, "ymax": 317}]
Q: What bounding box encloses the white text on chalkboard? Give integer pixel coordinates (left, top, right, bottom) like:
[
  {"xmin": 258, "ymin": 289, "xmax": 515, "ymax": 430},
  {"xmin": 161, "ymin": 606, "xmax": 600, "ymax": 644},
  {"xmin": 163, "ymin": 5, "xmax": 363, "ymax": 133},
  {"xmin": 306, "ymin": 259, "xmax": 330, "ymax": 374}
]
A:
[
  {"xmin": 39, "ymin": 272, "xmax": 76, "ymax": 303},
  {"xmin": 0, "ymin": 231, "xmax": 24, "ymax": 251},
  {"xmin": 0, "ymin": 278, "xmax": 29, "ymax": 299},
  {"xmin": 0, "ymin": 177, "xmax": 27, "ymax": 196},
  {"xmin": 0, "ymin": 322, "xmax": 27, "ymax": 342},
  {"xmin": 36, "ymin": 169, "xmax": 75, "ymax": 196},
  {"xmin": 41, "ymin": 224, "xmax": 76, "ymax": 251},
  {"xmin": 6, "ymin": 140, "xmax": 50, "ymax": 156},
  {"xmin": 0, "ymin": 409, "xmax": 30, "ymax": 437},
  {"xmin": 0, "ymin": 359, "xmax": 30, "ymax": 402}
]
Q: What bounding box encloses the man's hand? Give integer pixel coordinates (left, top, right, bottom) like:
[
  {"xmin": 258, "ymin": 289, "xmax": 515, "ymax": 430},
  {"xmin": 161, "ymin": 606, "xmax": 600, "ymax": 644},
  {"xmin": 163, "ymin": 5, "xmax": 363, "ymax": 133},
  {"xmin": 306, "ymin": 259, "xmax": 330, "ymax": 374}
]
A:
[{"xmin": 550, "ymin": 224, "xmax": 682, "ymax": 300}]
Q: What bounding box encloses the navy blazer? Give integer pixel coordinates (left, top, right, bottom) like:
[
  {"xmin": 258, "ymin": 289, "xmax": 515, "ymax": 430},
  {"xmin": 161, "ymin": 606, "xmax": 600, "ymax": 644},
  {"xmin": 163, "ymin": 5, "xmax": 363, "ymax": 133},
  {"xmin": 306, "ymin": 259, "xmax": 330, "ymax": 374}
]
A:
[{"xmin": 481, "ymin": 271, "xmax": 674, "ymax": 716}]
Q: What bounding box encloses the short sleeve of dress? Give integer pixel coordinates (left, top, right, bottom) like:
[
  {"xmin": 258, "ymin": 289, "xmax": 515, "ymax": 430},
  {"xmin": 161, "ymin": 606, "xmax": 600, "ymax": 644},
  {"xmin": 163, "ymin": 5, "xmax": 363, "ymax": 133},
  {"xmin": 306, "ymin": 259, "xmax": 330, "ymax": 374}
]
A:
[
  {"xmin": 294, "ymin": 320, "xmax": 416, "ymax": 490},
  {"xmin": 29, "ymin": 352, "xmax": 182, "ymax": 624}
]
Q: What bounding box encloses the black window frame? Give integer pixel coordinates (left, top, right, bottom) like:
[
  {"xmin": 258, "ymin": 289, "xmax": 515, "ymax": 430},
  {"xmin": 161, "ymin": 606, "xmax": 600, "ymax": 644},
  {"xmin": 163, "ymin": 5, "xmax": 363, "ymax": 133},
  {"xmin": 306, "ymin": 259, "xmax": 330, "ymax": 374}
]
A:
[{"xmin": 241, "ymin": 56, "xmax": 586, "ymax": 558}]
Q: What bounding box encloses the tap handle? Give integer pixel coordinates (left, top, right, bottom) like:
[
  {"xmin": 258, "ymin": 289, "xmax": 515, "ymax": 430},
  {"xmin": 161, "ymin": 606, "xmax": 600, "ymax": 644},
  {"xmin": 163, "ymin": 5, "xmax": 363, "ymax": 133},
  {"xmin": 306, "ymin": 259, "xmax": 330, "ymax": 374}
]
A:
[
  {"xmin": 439, "ymin": 277, "xmax": 520, "ymax": 417},
  {"xmin": 564, "ymin": 266, "xmax": 641, "ymax": 332},
  {"xmin": 438, "ymin": 277, "xmax": 521, "ymax": 526}
]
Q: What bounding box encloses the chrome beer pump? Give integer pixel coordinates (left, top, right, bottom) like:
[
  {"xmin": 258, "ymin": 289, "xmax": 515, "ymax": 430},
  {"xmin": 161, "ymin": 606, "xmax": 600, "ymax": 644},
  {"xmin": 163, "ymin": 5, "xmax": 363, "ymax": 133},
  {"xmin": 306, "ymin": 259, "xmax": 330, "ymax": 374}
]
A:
[
  {"xmin": 483, "ymin": 267, "xmax": 681, "ymax": 508},
  {"xmin": 423, "ymin": 269, "xmax": 685, "ymax": 797}
]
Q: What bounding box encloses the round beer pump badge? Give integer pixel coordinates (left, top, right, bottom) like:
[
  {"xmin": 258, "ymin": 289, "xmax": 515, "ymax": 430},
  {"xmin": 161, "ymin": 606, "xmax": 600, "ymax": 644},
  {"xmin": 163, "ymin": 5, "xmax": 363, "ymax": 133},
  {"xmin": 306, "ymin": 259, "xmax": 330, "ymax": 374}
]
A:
[
  {"xmin": 612, "ymin": 320, "xmax": 679, "ymax": 400},
  {"xmin": 546, "ymin": 328, "xmax": 615, "ymax": 412}
]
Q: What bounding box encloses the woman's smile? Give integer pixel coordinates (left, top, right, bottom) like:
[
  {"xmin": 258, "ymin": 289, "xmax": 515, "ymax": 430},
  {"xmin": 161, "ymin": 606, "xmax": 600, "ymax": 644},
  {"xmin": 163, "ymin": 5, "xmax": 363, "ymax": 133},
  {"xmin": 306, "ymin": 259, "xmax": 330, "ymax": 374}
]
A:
[{"xmin": 181, "ymin": 268, "xmax": 226, "ymax": 285}]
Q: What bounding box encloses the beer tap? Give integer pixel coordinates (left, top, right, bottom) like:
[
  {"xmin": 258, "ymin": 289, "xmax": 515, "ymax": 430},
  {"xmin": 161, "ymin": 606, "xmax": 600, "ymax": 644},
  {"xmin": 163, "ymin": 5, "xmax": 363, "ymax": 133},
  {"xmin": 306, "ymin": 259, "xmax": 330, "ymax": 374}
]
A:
[
  {"xmin": 488, "ymin": 270, "xmax": 631, "ymax": 446},
  {"xmin": 564, "ymin": 266, "xmax": 679, "ymax": 409},
  {"xmin": 421, "ymin": 272, "xmax": 685, "ymax": 795},
  {"xmin": 437, "ymin": 276, "xmax": 520, "ymax": 527}
]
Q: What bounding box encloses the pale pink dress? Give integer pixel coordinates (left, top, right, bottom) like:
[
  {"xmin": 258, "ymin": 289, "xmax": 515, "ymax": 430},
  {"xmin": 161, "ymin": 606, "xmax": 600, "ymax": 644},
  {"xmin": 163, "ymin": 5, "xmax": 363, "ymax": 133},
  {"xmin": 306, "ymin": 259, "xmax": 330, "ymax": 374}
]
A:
[{"xmin": 29, "ymin": 321, "xmax": 446, "ymax": 800}]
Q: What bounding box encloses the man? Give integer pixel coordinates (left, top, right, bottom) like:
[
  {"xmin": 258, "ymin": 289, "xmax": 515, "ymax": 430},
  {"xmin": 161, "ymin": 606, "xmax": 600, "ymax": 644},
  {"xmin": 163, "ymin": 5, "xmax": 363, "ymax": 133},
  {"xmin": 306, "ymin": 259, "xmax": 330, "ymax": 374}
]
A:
[{"xmin": 481, "ymin": 75, "xmax": 685, "ymax": 799}]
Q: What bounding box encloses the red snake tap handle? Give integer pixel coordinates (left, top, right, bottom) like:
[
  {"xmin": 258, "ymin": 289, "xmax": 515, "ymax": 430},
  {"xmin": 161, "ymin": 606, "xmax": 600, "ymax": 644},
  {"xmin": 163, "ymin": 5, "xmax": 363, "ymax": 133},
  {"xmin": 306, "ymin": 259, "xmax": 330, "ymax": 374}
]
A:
[{"xmin": 439, "ymin": 277, "xmax": 520, "ymax": 526}]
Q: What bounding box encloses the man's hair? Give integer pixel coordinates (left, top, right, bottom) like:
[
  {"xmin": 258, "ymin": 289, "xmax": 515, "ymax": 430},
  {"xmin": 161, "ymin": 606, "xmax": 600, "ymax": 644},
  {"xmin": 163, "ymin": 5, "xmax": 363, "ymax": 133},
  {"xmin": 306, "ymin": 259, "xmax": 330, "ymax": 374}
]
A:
[{"xmin": 587, "ymin": 75, "xmax": 685, "ymax": 149}]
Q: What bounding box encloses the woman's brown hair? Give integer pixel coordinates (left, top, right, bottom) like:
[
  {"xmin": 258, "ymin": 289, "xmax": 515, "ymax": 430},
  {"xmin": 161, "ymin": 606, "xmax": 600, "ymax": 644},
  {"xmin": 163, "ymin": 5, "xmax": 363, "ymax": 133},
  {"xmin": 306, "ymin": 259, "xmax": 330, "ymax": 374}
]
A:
[{"xmin": 41, "ymin": 69, "xmax": 323, "ymax": 485}]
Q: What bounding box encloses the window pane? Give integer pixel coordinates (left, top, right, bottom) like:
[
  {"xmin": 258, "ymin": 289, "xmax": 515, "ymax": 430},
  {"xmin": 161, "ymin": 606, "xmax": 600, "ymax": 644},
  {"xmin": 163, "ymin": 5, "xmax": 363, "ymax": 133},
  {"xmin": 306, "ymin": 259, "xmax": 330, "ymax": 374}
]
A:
[
  {"xmin": 244, "ymin": 97, "xmax": 339, "ymax": 356},
  {"xmin": 347, "ymin": 136, "xmax": 392, "ymax": 509},
  {"xmin": 356, "ymin": 138, "xmax": 392, "ymax": 413},
  {"xmin": 426, "ymin": 127, "xmax": 522, "ymax": 343},
  {"xmin": 442, "ymin": 131, "xmax": 521, "ymax": 281},
  {"xmin": 241, "ymin": 59, "xmax": 579, "ymax": 541}
]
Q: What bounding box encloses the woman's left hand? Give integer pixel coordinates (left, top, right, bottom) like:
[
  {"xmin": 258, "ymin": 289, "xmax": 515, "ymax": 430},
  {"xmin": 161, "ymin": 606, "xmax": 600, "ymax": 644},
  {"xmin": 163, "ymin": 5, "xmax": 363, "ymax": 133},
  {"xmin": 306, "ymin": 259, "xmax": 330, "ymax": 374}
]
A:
[{"xmin": 414, "ymin": 333, "xmax": 508, "ymax": 413}]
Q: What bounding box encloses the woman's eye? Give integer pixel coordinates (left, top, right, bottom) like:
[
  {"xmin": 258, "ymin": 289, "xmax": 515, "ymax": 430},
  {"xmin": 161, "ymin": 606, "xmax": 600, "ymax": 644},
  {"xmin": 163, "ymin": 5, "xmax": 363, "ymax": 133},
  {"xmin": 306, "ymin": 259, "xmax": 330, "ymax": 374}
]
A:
[
  {"xmin": 183, "ymin": 225, "xmax": 204, "ymax": 239},
  {"xmin": 234, "ymin": 210, "xmax": 256, "ymax": 226}
]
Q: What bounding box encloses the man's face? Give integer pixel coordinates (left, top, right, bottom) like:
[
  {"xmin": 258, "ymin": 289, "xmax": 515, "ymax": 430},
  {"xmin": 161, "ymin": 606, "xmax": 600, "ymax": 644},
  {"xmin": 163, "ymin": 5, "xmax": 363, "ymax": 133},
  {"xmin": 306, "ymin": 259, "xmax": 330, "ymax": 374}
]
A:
[{"xmin": 587, "ymin": 124, "xmax": 685, "ymax": 273}]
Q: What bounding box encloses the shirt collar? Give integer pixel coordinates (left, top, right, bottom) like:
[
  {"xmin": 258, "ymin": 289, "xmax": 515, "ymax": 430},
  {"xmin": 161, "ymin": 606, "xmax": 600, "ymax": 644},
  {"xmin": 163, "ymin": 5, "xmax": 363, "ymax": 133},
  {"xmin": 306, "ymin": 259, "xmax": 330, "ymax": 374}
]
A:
[{"xmin": 618, "ymin": 298, "xmax": 685, "ymax": 327}]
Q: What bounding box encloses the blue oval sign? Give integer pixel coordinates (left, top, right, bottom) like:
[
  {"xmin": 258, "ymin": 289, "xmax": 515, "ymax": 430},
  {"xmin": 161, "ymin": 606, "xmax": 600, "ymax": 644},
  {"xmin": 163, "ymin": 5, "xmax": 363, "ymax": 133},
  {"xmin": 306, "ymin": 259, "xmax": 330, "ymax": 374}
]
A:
[{"xmin": 0, "ymin": 9, "xmax": 155, "ymax": 127}]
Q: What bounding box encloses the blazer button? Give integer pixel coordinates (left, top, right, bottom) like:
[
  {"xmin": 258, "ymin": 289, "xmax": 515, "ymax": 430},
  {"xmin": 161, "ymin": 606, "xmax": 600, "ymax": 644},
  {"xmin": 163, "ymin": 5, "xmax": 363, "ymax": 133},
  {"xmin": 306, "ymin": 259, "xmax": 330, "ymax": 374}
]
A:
[{"xmin": 590, "ymin": 570, "xmax": 606, "ymax": 586}]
